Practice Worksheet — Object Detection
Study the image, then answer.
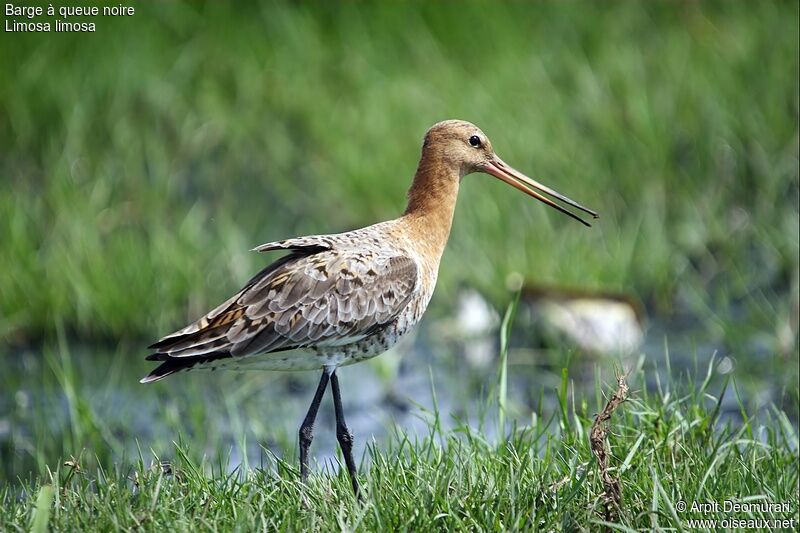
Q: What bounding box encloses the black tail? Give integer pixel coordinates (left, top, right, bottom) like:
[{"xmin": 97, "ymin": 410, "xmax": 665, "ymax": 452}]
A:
[{"xmin": 139, "ymin": 353, "xmax": 231, "ymax": 383}]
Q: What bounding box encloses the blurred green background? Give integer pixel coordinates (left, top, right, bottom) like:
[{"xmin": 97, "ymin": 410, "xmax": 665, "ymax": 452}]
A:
[{"xmin": 0, "ymin": 1, "xmax": 798, "ymax": 481}]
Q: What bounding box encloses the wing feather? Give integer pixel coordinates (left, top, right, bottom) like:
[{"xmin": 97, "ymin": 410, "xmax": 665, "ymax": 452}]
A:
[
  {"xmin": 142, "ymin": 244, "xmax": 418, "ymax": 382},
  {"xmin": 250, "ymin": 235, "xmax": 333, "ymax": 254}
]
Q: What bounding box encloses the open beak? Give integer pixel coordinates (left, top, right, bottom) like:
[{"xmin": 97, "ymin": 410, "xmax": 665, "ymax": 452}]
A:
[{"xmin": 482, "ymin": 156, "xmax": 598, "ymax": 227}]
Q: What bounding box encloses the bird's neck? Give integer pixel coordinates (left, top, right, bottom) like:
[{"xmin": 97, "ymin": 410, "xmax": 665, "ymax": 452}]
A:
[{"xmin": 401, "ymin": 157, "xmax": 460, "ymax": 266}]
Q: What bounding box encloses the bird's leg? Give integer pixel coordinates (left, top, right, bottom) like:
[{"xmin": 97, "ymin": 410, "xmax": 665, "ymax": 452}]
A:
[
  {"xmin": 329, "ymin": 369, "xmax": 360, "ymax": 498},
  {"xmin": 299, "ymin": 371, "xmax": 329, "ymax": 481}
]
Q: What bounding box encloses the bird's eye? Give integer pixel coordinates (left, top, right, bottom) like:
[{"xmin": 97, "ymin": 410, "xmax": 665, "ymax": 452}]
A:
[{"xmin": 468, "ymin": 135, "xmax": 481, "ymax": 147}]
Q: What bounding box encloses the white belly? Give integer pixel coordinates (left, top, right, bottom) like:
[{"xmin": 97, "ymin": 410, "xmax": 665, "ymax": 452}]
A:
[{"xmin": 192, "ymin": 318, "xmax": 412, "ymax": 373}]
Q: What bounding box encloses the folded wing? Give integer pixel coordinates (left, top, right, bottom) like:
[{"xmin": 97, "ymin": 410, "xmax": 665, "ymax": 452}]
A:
[{"xmin": 141, "ymin": 244, "xmax": 418, "ymax": 382}]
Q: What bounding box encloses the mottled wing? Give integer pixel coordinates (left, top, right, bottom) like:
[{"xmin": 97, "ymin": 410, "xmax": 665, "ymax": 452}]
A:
[
  {"xmin": 250, "ymin": 235, "xmax": 335, "ymax": 253},
  {"xmin": 142, "ymin": 246, "xmax": 418, "ymax": 382}
]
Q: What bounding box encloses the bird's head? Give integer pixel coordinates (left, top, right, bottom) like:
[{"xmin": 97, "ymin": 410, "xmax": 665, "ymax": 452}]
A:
[{"xmin": 420, "ymin": 119, "xmax": 598, "ymax": 226}]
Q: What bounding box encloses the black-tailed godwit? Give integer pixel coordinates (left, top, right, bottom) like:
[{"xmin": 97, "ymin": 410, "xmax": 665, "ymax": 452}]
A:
[{"xmin": 141, "ymin": 120, "xmax": 597, "ymax": 496}]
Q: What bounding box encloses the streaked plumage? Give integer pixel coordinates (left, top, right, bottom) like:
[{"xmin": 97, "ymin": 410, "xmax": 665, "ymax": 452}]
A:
[
  {"xmin": 141, "ymin": 119, "xmax": 597, "ymax": 496},
  {"xmin": 142, "ymin": 223, "xmax": 425, "ymax": 379}
]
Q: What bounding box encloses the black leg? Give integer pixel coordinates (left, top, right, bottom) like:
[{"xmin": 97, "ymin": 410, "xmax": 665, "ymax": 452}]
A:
[
  {"xmin": 299, "ymin": 371, "xmax": 329, "ymax": 481},
  {"xmin": 330, "ymin": 370, "xmax": 360, "ymax": 498}
]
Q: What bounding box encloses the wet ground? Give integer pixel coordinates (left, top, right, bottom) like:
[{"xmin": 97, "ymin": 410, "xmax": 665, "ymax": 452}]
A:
[{"xmin": 2, "ymin": 288, "xmax": 797, "ymax": 483}]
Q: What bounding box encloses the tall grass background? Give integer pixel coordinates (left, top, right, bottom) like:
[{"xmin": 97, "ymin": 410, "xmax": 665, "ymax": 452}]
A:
[
  {"xmin": 2, "ymin": 1, "xmax": 797, "ymax": 343},
  {"xmin": 0, "ymin": 1, "xmax": 798, "ymax": 529}
]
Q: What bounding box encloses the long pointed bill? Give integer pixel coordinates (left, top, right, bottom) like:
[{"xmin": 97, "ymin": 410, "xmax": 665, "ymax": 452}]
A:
[{"xmin": 482, "ymin": 156, "xmax": 598, "ymax": 227}]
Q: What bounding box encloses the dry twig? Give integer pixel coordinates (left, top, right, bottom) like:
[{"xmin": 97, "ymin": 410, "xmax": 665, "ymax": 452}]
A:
[{"xmin": 590, "ymin": 373, "xmax": 629, "ymax": 524}]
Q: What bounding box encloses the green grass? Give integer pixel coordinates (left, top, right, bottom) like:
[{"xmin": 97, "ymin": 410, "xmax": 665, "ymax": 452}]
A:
[
  {"xmin": 1, "ymin": 2, "xmax": 797, "ymax": 530},
  {"xmin": 1, "ymin": 1, "xmax": 797, "ymax": 343},
  {"xmin": 1, "ymin": 302, "xmax": 798, "ymax": 531},
  {"xmin": 1, "ymin": 355, "xmax": 797, "ymax": 531},
  {"xmin": 0, "ymin": 299, "xmax": 796, "ymax": 529}
]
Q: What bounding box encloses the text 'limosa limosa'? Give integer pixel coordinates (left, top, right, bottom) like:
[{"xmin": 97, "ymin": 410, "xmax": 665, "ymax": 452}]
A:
[{"xmin": 141, "ymin": 120, "xmax": 598, "ymax": 497}]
